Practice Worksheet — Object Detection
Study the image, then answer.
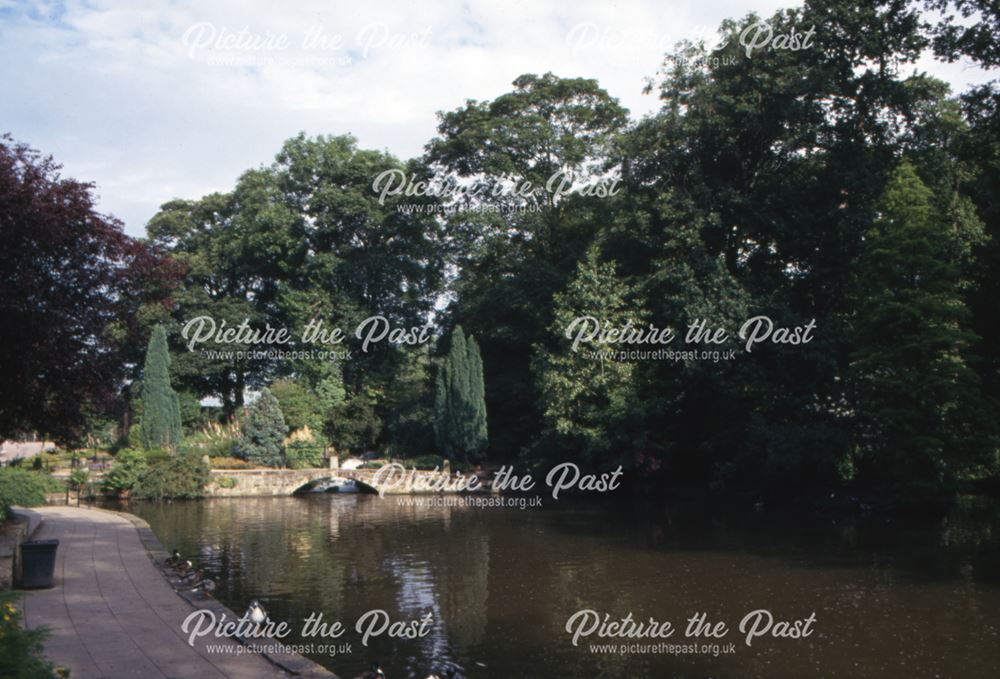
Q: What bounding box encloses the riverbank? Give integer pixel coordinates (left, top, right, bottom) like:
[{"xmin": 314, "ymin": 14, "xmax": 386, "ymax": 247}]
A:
[{"xmin": 19, "ymin": 506, "xmax": 335, "ymax": 679}]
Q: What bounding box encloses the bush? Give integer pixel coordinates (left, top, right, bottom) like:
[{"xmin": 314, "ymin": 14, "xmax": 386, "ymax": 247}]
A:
[
  {"xmin": 143, "ymin": 448, "xmax": 173, "ymax": 465},
  {"xmin": 67, "ymin": 468, "xmax": 89, "ymax": 491},
  {"xmin": 101, "ymin": 449, "xmax": 148, "ymax": 496},
  {"xmin": 208, "ymin": 456, "xmax": 256, "ymax": 469},
  {"xmin": 0, "ymin": 469, "xmax": 62, "ymax": 520},
  {"xmin": 132, "ymin": 452, "xmax": 210, "ymax": 501},
  {"xmin": 235, "ymin": 388, "xmax": 287, "ymax": 467},
  {"xmin": 284, "ymin": 426, "xmax": 325, "ymax": 469},
  {"xmin": 184, "ymin": 421, "xmax": 239, "ymax": 458},
  {"xmin": 400, "ymin": 454, "xmax": 445, "ymax": 470},
  {"xmin": 128, "ymin": 422, "xmax": 142, "ymax": 448},
  {"xmin": 215, "ymin": 476, "xmax": 237, "ymax": 489},
  {"xmin": 0, "ymin": 593, "xmax": 61, "ymax": 678}
]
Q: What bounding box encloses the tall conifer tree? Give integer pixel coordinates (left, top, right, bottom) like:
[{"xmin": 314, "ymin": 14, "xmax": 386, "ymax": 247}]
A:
[
  {"xmin": 467, "ymin": 336, "xmax": 488, "ymax": 458},
  {"xmin": 435, "ymin": 326, "xmax": 489, "ymax": 462},
  {"xmin": 850, "ymin": 161, "xmax": 991, "ymax": 489},
  {"xmin": 139, "ymin": 325, "xmax": 183, "ymax": 450}
]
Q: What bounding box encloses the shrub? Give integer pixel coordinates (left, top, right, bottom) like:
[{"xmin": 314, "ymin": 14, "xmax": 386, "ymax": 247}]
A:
[
  {"xmin": 235, "ymin": 388, "xmax": 287, "ymax": 467},
  {"xmin": 215, "ymin": 476, "xmax": 237, "ymax": 489},
  {"xmin": 399, "ymin": 454, "xmax": 445, "ymax": 470},
  {"xmin": 128, "ymin": 422, "xmax": 142, "ymax": 448},
  {"xmin": 284, "ymin": 426, "xmax": 325, "ymax": 469},
  {"xmin": 101, "ymin": 449, "xmax": 148, "ymax": 496},
  {"xmin": 214, "ymin": 456, "xmax": 255, "ymax": 469},
  {"xmin": 184, "ymin": 421, "xmax": 239, "ymax": 458},
  {"xmin": 208, "ymin": 456, "xmax": 256, "ymax": 469},
  {"xmin": 142, "ymin": 448, "xmax": 173, "ymax": 465},
  {"xmin": 0, "ymin": 469, "xmax": 62, "ymax": 520},
  {"xmin": 0, "ymin": 593, "xmax": 61, "ymax": 678},
  {"xmin": 132, "ymin": 452, "xmax": 210, "ymax": 501},
  {"xmin": 67, "ymin": 468, "xmax": 89, "ymax": 490}
]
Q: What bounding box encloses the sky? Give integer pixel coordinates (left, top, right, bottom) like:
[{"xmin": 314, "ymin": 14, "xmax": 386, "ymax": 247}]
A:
[{"xmin": 1, "ymin": 0, "xmax": 993, "ymax": 237}]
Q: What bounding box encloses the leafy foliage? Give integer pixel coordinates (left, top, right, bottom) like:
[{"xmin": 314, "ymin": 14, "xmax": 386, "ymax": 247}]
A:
[
  {"xmin": 0, "ymin": 469, "xmax": 62, "ymax": 520},
  {"xmin": 284, "ymin": 426, "xmax": 326, "ymax": 469},
  {"xmin": 235, "ymin": 388, "xmax": 287, "ymax": 467},
  {"xmin": 0, "ymin": 135, "xmax": 177, "ymax": 443},
  {"xmin": 534, "ymin": 247, "xmax": 645, "ymax": 465},
  {"xmin": 15, "ymin": 0, "xmax": 994, "ymax": 499},
  {"xmin": 849, "ymin": 161, "xmax": 994, "ymax": 488},
  {"xmin": 271, "ymin": 378, "xmax": 325, "ymax": 433},
  {"xmin": 0, "ymin": 593, "xmax": 61, "ymax": 679},
  {"xmin": 101, "ymin": 448, "xmax": 149, "ymax": 495},
  {"xmin": 183, "ymin": 421, "xmax": 239, "ymax": 458},
  {"xmin": 132, "ymin": 452, "xmax": 210, "ymax": 500}
]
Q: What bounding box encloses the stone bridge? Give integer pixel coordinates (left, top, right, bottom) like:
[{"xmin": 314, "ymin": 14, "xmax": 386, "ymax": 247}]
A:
[{"xmin": 205, "ymin": 466, "xmax": 467, "ymax": 497}]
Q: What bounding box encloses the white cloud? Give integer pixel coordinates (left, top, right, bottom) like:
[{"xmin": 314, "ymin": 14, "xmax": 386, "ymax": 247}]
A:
[{"xmin": 0, "ymin": 0, "xmax": 993, "ymax": 236}]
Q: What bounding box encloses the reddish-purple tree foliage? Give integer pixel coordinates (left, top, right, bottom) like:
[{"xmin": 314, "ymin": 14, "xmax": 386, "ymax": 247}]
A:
[{"xmin": 0, "ymin": 134, "xmax": 180, "ymax": 443}]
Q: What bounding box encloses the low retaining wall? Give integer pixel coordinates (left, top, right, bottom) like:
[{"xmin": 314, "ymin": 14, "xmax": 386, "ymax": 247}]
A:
[
  {"xmin": 204, "ymin": 469, "xmax": 330, "ymax": 497},
  {"xmin": 0, "ymin": 508, "xmax": 43, "ymax": 590}
]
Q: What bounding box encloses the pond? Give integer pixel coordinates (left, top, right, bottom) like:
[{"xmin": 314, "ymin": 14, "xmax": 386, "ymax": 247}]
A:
[{"xmin": 125, "ymin": 494, "xmax": 1000, "ymax": 678}]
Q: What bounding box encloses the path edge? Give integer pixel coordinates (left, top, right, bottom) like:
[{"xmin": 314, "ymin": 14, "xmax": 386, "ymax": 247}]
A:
[{"xmin": 99, "ymin": 507, "xmax": 338, "ymax": 679}]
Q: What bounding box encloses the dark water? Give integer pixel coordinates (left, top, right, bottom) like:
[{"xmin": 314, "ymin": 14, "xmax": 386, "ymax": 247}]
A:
[{"xmin": 125, "ymin": 494, "xmax": 1000, "ymax": 679}]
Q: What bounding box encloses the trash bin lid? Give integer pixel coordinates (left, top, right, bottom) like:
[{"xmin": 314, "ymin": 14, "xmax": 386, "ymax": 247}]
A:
[{"xmin": 21, "ymin": 539, "xmax": 59, "ymax": 548}]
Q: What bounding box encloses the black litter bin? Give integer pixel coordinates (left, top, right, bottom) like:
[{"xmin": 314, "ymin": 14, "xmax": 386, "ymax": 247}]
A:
[{"xmin": 20, "ymin": 539, "xmax": 59, "ymax": 588}]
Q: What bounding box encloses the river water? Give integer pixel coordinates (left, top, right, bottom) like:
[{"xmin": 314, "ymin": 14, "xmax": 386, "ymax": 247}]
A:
[{"xmin": 125, "ymin": 494, "xmax": 1000, "ymax": 679}]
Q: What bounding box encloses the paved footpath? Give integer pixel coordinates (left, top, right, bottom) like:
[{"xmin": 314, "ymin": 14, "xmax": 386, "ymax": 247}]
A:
[{"xmin": 20, "ymin": 506, "xmax": 320, "ymax": 679}]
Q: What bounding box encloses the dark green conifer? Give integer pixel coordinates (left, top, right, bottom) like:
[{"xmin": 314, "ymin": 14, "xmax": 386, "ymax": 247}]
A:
[{"xmin": 139, "ymin": 325, "xmax": 183, "ymax": 450}]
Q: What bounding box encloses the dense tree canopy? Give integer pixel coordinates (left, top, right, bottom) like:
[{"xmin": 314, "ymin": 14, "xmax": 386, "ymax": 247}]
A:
[
  {"xmin": 5, "ymin": 0, "xmax": 998, "ymax": 500},
  {"xmin": 0, "ymin": 135, "xmax": 177, "ymax": 443}
]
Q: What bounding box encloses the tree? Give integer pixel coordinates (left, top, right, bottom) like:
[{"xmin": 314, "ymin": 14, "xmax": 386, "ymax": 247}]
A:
[
  {"xmin": 139, "ymin": 325, "xmax": 183, "ymax": 450},
  {"xmin": 270, "ymin": 378, "xmax": 324, "ymax": 433},
  {"xmin": 849, "ymin": 160, "xmax": 992, "ymax": 490},
  {"xmin": 236, "ymin": 388, "xmax": 287, "ymax": 467},
  {"xmin": 146, "ymin": 134, "xmax": 445, "ymax": 437},
  {"xmin": 145, "ymin": 193, "xmax": 271, "ymax": 419},
  {"xmin": 327, "ymin": 388, "xmax": 381, "ymax": 454},
  {"xmin": 926, "ymin": 0, "xmax": 1000, "ymax": 69},
  {"xmin": 533, "ymin": 247, "xmax": 645, "ymax": 465},
  {"xmin": 427, "ymin": 74, "xmax": 629, "ymax": 458},
  {"xmin": 619, "ymin": 2, "xmax": 961, "ymax": 489},
  {"xmin": 467, "ymin": 336, "xmax": 488, "ymax": 457},
  {"xmin": 435, "ymin": 327, "xmax": 488, "ymax": 462},
  {"xmin": 383, "ymin": 347, "xmax": 436, "ymax": 456},
  {"xmin": 0, "ymin": 135, "xmax": 177, "ymax": 442}
]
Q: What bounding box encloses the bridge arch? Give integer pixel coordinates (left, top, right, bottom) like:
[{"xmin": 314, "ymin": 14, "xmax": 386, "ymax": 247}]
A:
[{"xmin": 291, "ymin": 476, "xmax": 379, "ymax": 495}]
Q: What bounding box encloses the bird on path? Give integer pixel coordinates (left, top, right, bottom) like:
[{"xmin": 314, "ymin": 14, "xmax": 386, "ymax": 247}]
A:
[
  {"xmin": 245, "ymin": 600, "xmax": 267, "ymax": 628},
  {"xmin": 352, "ymin": 662, "xmax": 386, "ymax": 679}
]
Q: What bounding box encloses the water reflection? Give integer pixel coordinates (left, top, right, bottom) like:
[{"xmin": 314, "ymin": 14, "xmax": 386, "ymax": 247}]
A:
[{"xmin": 126, "ymin": 495, "xmax": 1000, "ymax": 678}]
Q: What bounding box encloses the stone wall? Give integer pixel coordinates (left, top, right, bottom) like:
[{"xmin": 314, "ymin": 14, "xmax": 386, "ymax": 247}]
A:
[
  {"xmin": 0, "ymin": 508, "xmax": 41, "ymax": 590},
  {"xmin": 204, "ymin": 469, "xmax": 327, "ymax": 497},
  {"xmin": 0, "ymin": 519, "xmax": 27, "ymax": 590}
]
